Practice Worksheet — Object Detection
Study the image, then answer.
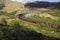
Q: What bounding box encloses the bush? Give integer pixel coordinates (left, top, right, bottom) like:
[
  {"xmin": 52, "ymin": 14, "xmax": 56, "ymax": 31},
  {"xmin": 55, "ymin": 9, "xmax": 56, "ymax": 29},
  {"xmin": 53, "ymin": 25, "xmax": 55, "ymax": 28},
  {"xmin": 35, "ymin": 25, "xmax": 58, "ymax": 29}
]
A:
[
  {"xmin": 0, "ymin": 18, "xmax": 7, "ymax": 25},
  {"xmin": 0, "ymin": 4, "xmax": 5, "ymax": 10}
]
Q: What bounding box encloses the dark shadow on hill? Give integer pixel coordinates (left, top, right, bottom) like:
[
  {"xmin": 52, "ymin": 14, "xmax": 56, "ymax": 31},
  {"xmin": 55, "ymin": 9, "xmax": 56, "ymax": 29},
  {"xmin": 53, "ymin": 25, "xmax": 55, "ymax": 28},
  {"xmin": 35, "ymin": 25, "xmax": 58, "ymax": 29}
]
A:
[
  {"xmin": 25, "ymin": 1, "xmax": 60, "ymax": 9},
  {"xmin": 4, "ymin": 28, "xmax": 60, "ymax": 40},
  {"xmin": 1, "ymin": 26, "xmax": 60, "ymax": 40},
  {"xmin": 0, "ymin": 21, "xmax": 60, "ymax": 40}
]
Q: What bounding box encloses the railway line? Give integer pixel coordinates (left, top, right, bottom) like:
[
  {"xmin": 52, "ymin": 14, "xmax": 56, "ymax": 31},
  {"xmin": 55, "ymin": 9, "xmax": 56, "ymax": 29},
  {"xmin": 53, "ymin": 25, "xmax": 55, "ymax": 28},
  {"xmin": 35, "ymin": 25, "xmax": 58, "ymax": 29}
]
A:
[{"xmin": 17, "ymin": 13, "xmax": 60, "ymax": 31}]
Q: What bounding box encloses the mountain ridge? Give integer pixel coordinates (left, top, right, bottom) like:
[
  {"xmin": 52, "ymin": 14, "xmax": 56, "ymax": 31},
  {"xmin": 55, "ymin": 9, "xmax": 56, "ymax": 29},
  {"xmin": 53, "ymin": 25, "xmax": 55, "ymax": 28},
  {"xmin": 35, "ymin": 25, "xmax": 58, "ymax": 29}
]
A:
[{"xmin": 25, "ymin": 1, "xmax": 60, "ymax": 9}]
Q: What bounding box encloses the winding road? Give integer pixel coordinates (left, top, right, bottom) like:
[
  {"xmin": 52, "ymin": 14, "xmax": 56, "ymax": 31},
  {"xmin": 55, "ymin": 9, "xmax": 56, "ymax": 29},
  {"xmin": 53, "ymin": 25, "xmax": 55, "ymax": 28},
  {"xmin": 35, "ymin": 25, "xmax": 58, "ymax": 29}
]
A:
[{"xmin": 17, "ymin": 12, "xmax": 60, "ymax": 30}]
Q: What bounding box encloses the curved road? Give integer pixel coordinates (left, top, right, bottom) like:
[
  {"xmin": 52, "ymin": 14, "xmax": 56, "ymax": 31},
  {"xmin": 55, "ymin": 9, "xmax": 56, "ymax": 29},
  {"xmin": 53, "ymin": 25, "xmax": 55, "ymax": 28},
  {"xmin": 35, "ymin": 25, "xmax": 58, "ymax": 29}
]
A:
[{"xmin": 17, "ymin": 12, "xmax": 60, "ymax": 30}]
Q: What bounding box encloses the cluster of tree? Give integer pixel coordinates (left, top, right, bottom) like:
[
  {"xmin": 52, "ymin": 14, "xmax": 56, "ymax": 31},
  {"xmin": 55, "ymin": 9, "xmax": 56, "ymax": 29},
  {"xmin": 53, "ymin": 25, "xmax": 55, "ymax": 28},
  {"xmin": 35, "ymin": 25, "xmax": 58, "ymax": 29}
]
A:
[
  {"xmin": 0, "ymin": 0, "xmax": 5, "ymax": 9},
  {"xmin": 0, "ymin": 4, "xmax": 5, "ymax": 10},
  {"xmin": 25, "ymin": 1, "xmax": 60, "ymax": 9}
]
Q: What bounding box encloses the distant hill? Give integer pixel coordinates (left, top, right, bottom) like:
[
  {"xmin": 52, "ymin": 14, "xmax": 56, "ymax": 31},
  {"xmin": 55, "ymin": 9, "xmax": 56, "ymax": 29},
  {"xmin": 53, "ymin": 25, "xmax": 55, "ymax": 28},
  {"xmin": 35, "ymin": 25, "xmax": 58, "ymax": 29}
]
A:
[
  {"xmin": 24, "ymin": 1, "xmax": 60, "ymax": 9},
  {"xmin": 0, "ymin": 0, "xmax": 25, "ymax": 13},
  {"xmin": 1, "ymin": 0, "xmax": 24, "ymax": 13}
]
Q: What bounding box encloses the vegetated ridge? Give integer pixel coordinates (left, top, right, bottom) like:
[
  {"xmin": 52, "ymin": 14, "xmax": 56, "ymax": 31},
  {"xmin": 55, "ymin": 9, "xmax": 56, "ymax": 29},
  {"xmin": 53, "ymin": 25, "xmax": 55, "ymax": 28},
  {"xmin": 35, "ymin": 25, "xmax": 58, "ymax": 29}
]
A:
[{"xmin": 25, "ymin": 1, "xmax": 60, "ymax": 9}]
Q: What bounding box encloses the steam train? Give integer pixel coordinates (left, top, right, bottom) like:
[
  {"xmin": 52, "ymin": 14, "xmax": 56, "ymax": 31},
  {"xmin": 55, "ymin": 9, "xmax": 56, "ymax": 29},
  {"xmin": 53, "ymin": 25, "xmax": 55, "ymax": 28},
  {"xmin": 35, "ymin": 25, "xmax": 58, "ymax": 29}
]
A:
[{"xmin": 18, "ymin": 14, "xmax": 60, "ymax": 31}]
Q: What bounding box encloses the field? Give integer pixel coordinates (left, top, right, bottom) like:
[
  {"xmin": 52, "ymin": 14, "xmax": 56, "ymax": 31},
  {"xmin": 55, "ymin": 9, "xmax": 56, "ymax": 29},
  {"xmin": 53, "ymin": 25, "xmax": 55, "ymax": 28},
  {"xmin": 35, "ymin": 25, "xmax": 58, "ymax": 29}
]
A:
[
  {"xmin": 27, "ymin": 9, "xmax": 60, "ymax": 38},
  {"xmin": 0, "ymin": 3, "xmax": 60, "ymax": 40}
]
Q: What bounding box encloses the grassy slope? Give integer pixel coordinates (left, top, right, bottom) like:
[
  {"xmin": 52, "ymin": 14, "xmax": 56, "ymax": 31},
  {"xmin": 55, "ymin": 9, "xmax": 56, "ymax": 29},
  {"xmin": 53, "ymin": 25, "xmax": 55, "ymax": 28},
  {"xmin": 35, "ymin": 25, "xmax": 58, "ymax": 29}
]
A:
[
  {"xmin": 18, "ymin": 18, "xmax": 60, "ymax": 38},
  {"xmin": 3, "ymin": 1, "xmax": 24, "ymax": 13},
  {"xmin": 27, "ymin": 9, "xmax": 60, "ymax": 38},
  {"xmin": 0, "ymin": 0, "xmax": 24, "ymax": 21},
  {"xmin": 0, "ymin": 1, "xmax": 60, "ymax": 39}
]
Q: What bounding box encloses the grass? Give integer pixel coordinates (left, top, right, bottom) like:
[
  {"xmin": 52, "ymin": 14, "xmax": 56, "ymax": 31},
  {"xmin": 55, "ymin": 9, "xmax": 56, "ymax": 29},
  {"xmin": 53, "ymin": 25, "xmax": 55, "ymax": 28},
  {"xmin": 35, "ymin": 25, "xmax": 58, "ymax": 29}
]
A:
[
  {"xmin": 24, "ymin": 9, "xmax": 60, "ymax": 38},
  {"xmin": 0, "ymin": 4, "xmax": 60, "ymax": 39},
  {"xmin": 18, "ymin": 19, "xmax": 60, "ymax": 38},
  {"xmin": 39, "ymin": 9, "xmax": 60, "ymax": 17},
  {"xmin": 29, "ymin": 9, "xmax": 60, "ymax": 23},
  {"xmin": 29, "ymin": 14, "xmax": 60, "ymax": 24},
  {"xmin": 0, "ymin": 10, "xmax": 60, "ymax": 38}
]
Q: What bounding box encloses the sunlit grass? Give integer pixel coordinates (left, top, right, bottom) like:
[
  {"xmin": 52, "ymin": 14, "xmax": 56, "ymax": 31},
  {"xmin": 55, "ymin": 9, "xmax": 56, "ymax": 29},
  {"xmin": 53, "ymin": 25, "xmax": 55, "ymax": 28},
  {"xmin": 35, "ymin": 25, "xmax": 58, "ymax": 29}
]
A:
[
  {"xmin": 0, "ymin": 7, "xmax": 60, "ymax": 39},
  {"xmin": 13, "ymin": 19, "xmax": 60, "ymax": 38}
]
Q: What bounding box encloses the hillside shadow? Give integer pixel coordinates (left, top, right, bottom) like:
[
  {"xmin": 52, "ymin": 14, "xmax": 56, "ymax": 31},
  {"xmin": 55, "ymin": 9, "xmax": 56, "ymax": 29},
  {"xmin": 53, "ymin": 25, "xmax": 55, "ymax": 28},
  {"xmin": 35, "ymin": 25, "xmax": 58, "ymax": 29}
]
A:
[
  {"xmin": 1, "ymin": 26, "xmax": 60, "ymax": 40},
  {"xmin": 0, "ymin": 19, "xmax": 60, "ymax": 40}
]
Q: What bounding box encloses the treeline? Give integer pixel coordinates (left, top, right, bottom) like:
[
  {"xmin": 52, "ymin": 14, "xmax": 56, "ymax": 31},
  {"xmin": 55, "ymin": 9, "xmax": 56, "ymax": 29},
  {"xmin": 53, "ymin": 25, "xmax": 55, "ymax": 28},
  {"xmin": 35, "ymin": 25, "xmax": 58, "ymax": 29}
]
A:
[{"xmin": 25, "ymin": 1, "xmax": 60, "ymax": 9}]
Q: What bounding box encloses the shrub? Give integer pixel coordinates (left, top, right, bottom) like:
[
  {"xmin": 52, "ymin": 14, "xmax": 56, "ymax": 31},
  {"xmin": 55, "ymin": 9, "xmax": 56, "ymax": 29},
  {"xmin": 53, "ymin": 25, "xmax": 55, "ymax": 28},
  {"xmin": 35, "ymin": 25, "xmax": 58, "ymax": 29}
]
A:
[
  {"xmin": 0, "ymin": 4, "xmax": 5, "ymax": 10},
  {"xmin": 0, "ymin": 18, "xmax": 7, "ymax": 25}
]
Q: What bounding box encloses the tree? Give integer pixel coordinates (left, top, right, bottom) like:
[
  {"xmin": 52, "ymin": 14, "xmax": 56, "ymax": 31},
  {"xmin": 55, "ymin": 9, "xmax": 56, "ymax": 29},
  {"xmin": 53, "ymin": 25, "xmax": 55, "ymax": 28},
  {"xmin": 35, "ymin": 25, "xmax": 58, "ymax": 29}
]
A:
[
  {"xmin": 1, "ymin": 18, "xmax": 7, "ymax": 25},
  {"xmin": 0, "ymin": 4, "xmax": 5, "ymax": 10}
]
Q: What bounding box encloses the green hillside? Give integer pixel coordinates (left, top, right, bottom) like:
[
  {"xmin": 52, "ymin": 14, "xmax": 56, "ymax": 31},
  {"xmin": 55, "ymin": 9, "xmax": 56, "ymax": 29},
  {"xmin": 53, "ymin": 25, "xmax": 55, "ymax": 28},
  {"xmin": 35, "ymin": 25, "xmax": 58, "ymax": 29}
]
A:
[
  {"xmin": 0, "ymin": 0, "xmax": 60, "ymax": 40},
  {"xmin": 3, "ymin": 0, "xmax": 24, "ymax": 13}
]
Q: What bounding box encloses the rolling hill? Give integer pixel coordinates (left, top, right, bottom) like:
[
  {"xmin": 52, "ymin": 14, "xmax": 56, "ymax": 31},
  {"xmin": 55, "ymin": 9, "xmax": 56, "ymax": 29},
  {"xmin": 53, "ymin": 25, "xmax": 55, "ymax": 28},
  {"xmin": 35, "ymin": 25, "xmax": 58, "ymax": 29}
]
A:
[
  {"xmin": 25, "ymin": 1, "xmax": 60, "ymax": 9},
  {"xmin": 3, "ymin": 0, "xmax": 24, "ymax": 13}
]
